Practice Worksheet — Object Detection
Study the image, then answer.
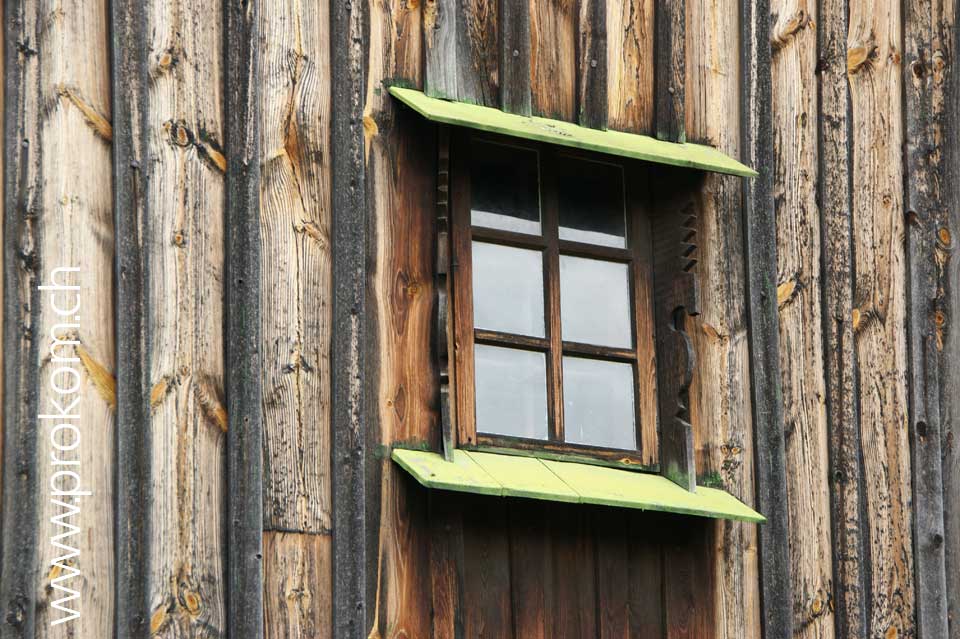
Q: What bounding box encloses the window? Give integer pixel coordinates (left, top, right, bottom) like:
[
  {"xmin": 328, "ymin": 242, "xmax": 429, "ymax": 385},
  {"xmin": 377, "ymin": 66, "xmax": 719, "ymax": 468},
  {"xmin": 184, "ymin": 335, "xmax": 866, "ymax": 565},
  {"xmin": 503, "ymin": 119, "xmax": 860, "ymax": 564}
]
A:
[{"xmin": 451, "ymin": 134, "xmax": 658, "ymax": 465}]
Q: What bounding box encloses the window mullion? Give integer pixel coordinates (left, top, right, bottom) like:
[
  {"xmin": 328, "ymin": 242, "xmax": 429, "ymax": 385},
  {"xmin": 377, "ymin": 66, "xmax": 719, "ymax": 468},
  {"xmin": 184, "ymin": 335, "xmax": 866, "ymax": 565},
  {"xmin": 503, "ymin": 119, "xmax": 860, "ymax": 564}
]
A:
[{"xmin": 542, "ymin": 148, "xmax": 565, "ymax": 443}]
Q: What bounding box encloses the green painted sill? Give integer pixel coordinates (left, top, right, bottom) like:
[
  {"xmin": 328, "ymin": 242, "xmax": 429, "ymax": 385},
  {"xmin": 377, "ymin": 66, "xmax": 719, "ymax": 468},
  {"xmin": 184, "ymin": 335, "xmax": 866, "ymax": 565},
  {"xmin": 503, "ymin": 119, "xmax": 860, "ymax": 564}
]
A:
[
  {"xmin": 389, "ymin": 87, "xmax": 758, "ymax": 178},
  {"xmin": 392, "ymin": 448, "xmax": 765, "ymax": 524}
]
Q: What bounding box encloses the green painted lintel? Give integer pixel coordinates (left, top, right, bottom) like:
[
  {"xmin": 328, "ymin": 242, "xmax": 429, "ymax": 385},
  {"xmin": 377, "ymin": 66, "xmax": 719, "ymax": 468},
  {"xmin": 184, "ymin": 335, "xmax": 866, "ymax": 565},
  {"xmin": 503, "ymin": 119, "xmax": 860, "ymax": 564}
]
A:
[
  {"xmin": 391, "ymin": 448, "xmax": 765, "ymax": 523},
  {"xmin": 388, "ymin": 87, "xmax": 758, "ymax": 178}
]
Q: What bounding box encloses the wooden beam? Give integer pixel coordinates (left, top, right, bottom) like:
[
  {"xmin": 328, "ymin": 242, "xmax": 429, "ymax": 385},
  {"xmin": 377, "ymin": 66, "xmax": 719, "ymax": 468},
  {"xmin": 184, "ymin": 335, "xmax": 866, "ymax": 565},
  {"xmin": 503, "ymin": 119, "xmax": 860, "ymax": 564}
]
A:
[
  {"xmin": 653, "ymin": 0, "xmax": 684, "ymax": 141},
  {"xmin": 0, "ymin": 0, "xmax": 40, "ymax": 634},
  {"xmin": 577, "ymin": 0, "xmax": 608, "ymax": 129},
  {"xmin": 530, "ymin": 0, "xmax": 577, "ymax": 121},
  {"xmin": 903, "ymin": 0, "xmax": 950, "ymax": 633},
  {"xmin": 330, "ymin": 0, "xmax": 368, "ymax": 633},
  {"xmin": 225, "ymin": 1, "xmax": 265, "ymax": 637},
  {"xmin": 457, "ymin": 0, "xmax": 499, "ymax": 106},
  {"xmin": 499, "ymin": 0, "xmax": 532, "ymax": 114},
  {"xmin": 607, "ymin": 0, "xmax": 655, "ymax": 134},
  {"xmin": 740, "ymin": 0, "xmax": 792, "ymax": 637},
  {"xmin": 112, "ymin": 0, "xmax": 150, "ymax": 635},
  {"xmin": 817, "ymin": 0, "xmax": 868, "ymax": 634}
]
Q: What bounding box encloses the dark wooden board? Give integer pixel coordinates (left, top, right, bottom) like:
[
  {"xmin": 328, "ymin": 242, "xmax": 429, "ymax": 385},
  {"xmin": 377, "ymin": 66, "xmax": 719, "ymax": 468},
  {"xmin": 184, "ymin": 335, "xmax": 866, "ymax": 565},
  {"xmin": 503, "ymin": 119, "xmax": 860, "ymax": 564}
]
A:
[
  {"xmin": 461, "ymin": 495, "xmax": 514, "ymax": 638},
  {"xmin": 548, "ymin": 504, "xmax": 597, "ymax": 639},
  {"xmin": 653, "ymin": 0, "xmax": 684, "ymax": 141},
  {"xmin": 628, "ymin": 512, "xmax": 665, "ymax": 639},
  {"xmin": 508, "ymin": 500, "xmax": 554, "ymax": 639},
  {"xmin": 499, "ymin": 0, "xmax": 532, "ymax": 114},
  {"xmin": 663, "ymin": 519, "xmax": 714, "ymax": 639},
  {"xmin": 576, "ymin": 0, "xmax": 608, "ymax": 129}
]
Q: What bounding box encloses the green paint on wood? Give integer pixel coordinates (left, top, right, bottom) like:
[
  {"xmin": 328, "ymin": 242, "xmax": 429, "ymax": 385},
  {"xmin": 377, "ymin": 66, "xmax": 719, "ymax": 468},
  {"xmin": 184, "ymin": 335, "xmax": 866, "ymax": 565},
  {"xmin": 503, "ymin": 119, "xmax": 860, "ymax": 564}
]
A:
[
  {"xmin": 388, "ymin": 87, "xmax": 758, "ymax": 177},
  {"xmin": 466, "ymin": 450, "xmax": 580, "ymax": 502},
  {"xmin": 391, "ymin": 449, "xmax": 765, "ymax": 523}
]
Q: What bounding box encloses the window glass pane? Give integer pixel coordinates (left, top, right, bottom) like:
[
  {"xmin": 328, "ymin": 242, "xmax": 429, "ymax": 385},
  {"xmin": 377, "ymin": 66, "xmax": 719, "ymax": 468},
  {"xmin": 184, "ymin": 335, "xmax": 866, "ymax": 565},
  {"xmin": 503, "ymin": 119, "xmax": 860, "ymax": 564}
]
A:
[
  {"xmin": 559, "ymin": 255, "xmax": 631, "ymax": 348},
  {"xmin": 556, "ymin": 156, "xmax": 626, "ymax": 248},
  {"xmin": 475, "ymin": 345, "xmax": 549, "ymax": 439},
  {"xmin": 471, "ymin": 140, "xmax": 541, "ymax": 235},
  {"xmin": 563, "ymin": 357, "xmax": 636, "ymax": 449},
  {"xmin": 473, "ymin": 241, "xmax": 545, "ymax": 337}
]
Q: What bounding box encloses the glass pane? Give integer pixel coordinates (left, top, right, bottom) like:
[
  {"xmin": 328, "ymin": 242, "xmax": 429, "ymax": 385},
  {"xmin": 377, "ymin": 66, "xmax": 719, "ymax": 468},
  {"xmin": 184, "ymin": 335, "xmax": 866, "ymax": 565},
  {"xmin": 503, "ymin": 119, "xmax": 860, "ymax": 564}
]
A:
[
  {"xmin": 473, "ymin": 241, "xmax": 545, "ymax": 337},
  {"xmin": 471, "ymin": 140, "xmax": 541, "ymax": 235},
  {"xmin": 475, "ymin": 345, "xmax": 549, "ymax": 439},
  {"xmin": 557, "ymin": 156, "xmax": 626, "ymax": 248},
  {"xmin": 560, "ymin": 255, "xmax": 632, "ymax": 348},
  {"xmin": 563, "ymin": 357, "xmax": 636, "ymax": 449}
]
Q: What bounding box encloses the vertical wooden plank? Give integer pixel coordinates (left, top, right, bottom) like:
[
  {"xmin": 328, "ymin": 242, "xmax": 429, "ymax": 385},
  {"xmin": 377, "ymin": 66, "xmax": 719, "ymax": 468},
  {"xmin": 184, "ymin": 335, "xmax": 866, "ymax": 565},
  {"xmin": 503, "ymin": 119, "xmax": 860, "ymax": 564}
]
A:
[
  {"xmin": 685, "ymin": 0, "xmax": 761, "ymax": 635},
  {"xmin": 144, "ymin": 0, "xmax": 227, "ymax": 633},
  {"xmin": 29, "ymin": 0, "xmax": 116, "ymax": 635},
  {"xmin": 113, "ymin": 0, "xmax": 151, "ymax": 635},
  {"xmin": 430, "ymin": 493, "xmax": 465, "ymax": 639},
  {"xmin": 548, "ymin": 504, "xmax": 596, "ymax": 639},
  {"xmin": 461, "ymin": 496, "xmax": 514, "ymax": 638},
  {"xmin": 225, "ymin": 0, "xmax": 264, "ymax": 636},
  {"xmin": 663, "ymin": 519, "xmax": 715, "ymax": 639},
  {"xmin": 903, "ymin": 0, "xmax": 950, "ymax": 634},
  {"xmin": 653, "ymin": 0, "xmax": 685, "ymax": 141},
  {"xmin": 331, "ymin": 0, "xmax": 368, "ymax": 631},
  {"xmin": 507, "ymin": 500, "xmax": 553, "ymax": 639},
  {"xmin": 577, "ymin": 0, "xmax": 608, "ymax": 129},
  {"xmin": 848, "ymin": 0, "xmax": 915, "ymax": 634},
  {"xmin": 628, "ymin": 512, "xmax": 665, "ymax": 639},
  {"xmin": 457, "ymin": 0, "xmax": 499, "ymax": 106},
  {"xmin": 263, "ymin": 531, "xmax": 332, "ymax": 639},
  {"xmin": 499, "ymin": 0, "xmax": 532, "ymax": 114},
  {"xmin": 365, "ymin": 1, "xmax": 435, "ymax": 636},
  {"xmin": 424, "ymin": 0, "xmax": 458, "ymax": 99},
  {"xmin": 817, "ymin": 0, "xmax": 867, "ymax": 633},
  {"xmin": 0, "ymin": 0, "xmax": 41, "ymax": 634},
  {"xmin": 594, "ymin": 509, "xmax": 629, "ymax": 638},
  {"xmin": 259, "ymin": 0, "xmax": 333, "ymax": 634},
  {"xmin": 529, "ymin": 0, "xmax": 577, "ymax": 120},
  {"xmin": 606, "ymin": 0, "xmax": 654, "ymax": 134},
  {"xmin": 768, "ymin": 0, "xmax": 832, "ymax": 637}
]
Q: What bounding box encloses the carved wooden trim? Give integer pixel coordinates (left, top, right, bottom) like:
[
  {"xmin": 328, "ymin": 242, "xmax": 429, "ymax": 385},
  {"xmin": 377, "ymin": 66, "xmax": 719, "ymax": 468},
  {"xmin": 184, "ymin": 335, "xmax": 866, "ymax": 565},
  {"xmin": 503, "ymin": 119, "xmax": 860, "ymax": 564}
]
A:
[{"xmin": 436, "ymin": 127, "xmax": 455, "ymax": 460}]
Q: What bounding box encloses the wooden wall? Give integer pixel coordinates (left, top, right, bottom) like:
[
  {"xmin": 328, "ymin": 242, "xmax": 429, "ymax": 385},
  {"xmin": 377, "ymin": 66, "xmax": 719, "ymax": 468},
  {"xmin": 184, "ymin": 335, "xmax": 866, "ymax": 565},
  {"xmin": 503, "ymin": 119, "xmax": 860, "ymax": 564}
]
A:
[{"xmin": 1, "ymin": 0, "xmax": 958, "ymax": 638}]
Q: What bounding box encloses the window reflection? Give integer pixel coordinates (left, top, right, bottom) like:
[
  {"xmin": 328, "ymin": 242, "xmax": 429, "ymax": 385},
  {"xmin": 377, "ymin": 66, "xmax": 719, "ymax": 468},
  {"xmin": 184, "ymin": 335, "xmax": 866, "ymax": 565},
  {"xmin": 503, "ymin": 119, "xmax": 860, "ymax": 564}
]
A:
[
  {"xmin": 471, "ymin": 141, "xmax": 541, "ymax": 235},
  {"xmin": 475, "ymin": 345, "xmax": 549, "ymax": 440},
  {"xmin": 559, "ymin": 255, "xmax": 632, "ymax": 348},
  {"xmin": 557, "ymin": 156, "xmax": 626, "ymax": 248},
  {"xmin": 563, "ymin": 357, "xmax": 636, "ymax": 449}
]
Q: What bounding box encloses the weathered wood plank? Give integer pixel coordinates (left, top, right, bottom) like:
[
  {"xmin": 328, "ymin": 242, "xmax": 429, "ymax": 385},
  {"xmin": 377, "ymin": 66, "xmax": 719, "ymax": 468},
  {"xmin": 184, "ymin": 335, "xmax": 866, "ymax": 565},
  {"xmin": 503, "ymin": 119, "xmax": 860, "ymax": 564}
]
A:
[
  {"xmin": 457, "ymin": 0, "xmax": 499, "ymax": 106},
  {"xmin": 507, "ymin": 500, "xmax": 553, "ymax": 639},
  {"xmin": 628, "ymin": 512, "xmax": 665, "ymax": 639},
  {"xmin": 1, "ymin": 0, "xmax": 42, "ymax": 634},
  {"xmin": 331, "ymin": 0, "xmax": 368, "ymax": 631},
  {"xmin": 654, "ymin": 0, "xmax": 684, "ymax": 141},
  {"xmin": 30, "ymin": 0, "xmax": 116, "ymax": 635},
  {"xmin": 364, "ymin": 1, "xmax": 435, "ymax": 636},
  {"xmin": 499, "ymin": 0, "xmax": 532, "ymax": 114},
  {"xmin": 903, "ymin": 0, "xmax": 950, "ymax": 633},
  {"xmin": 576, "ymin": 0, "xmax": 607, "ymax": 128},
  {"xmin": 424, "ymin": 0, "xmax": 458, "ymax": 100},
  {"xmin": 768, "ymin": 0, "xmax": 832, "ymax": 636},
  {"xmin": 144, "ymin": 0, "xmax": 227, "ymax": 633},
  {"xmin": 817, "ymin": 0, "xmax": 867, "ymax": 633},
  {"xmin": 848, "ymin": 0, "xmax": 916, "ymax": 634},
  {"xmin": 663, "ymin": 520, "xmax": 714, "ymax": 639},
  {"xmin": 263, "ymin": 531, "xmax": 332, "ymax": 639},
  {"xmin": 461, "ymin": 496, "xmax": 513, "ymax": 638},
  {"xmin": 530, "ymin": 0, "xmax": 577, "ymax": 120},
  {"xmin": 548, "ymin": 504, "xmax": 596, "ymax": 639},
  {"xmin": 259, "ymin": 0, "xmax": 333, "ymax": 538},
  {"xmin": 595, "ymin": 509, "xmax": 629, "ymax": 638},
  {"xmin": 225, "ymin": 0, "xmax": 264, "ymax": 635},
  {"xmin": 685, "ymin": 0, "xmax": 761, "ymax": 634},
  {"xmin": 606, "ymin": 0, "xmax": 654, "ymax": 134},
  {"xmin": 430, "ymin": 493, "xmax": 465, "ymax": 639},
  {"xmin": 112, "ymin": 0, "xmax": 151, "ymax": 635}
]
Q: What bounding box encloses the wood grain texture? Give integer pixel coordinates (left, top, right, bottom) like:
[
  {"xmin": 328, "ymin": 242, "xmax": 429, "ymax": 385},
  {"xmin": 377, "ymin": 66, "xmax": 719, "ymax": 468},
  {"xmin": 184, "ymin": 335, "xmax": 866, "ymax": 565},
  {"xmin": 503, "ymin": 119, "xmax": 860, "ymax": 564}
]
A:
[
  {"xmin": 457, "ymin": 0, "xmax": 499, "ymax": 106},
  {"xmin": 144, "ymin": 0, "xmax": 227, "ymax": 634},
  {"xmin": 849, "ymin": 0, "xmax": 917, "ymax": 635},
  {"xmin": 429, "ymin": 492, "xmax": 466, "ymax": 639},
  {"xmin": 769, "ymin": 0, "xmax": 833, "ymax": 636},
  {"xmin": 112, "ymin": 0, "xmax": 151, "ymax": 634},
  {"xmin": 29, "ymin": 0, "xmax": 116, "ymax": 636},
  {"xmin": 1, "ymin": 0, "xmax": 42, "ymax": 635},
  {"xmin": 462, "ymin": 497, "xmax": 514, "ymax": 638},
  {"xmin": 628, "ymin": 512, "xmax": 665, "ymax": 639},
  {"xmin": 364, "ymin": 1, "xmax": 435, "ymax": 636},
  {"xmin": 817, "ymin": 0, "xmax": 867, "ymax": 634},
  {"xmin": 654, "ymin": 0, "xmax": 684, "ymax": 141},
  {"xmin": 606, "ymin": 0, "xmax": 654, "ymax": 134},
  {"xmin": 576, "ymin": 0, "xmax": 607, "ymax": 128},
  {"xmin": 685, "ymin": 0, "xmax": 761, "ymax": 634},
  {"xmin": 530, "ymin": 0, "xmax": 577, "ymax": 120},
  {"xmin": 903, "ymin": 0, "xmax": 950, "ymax": 634},
  {"xmin": 507, "ymin": 500, "xmax": 554, "ymax": 639},
  {"xmin": 499, "ymin": 0, "xmax": 532, "ymax": 114},
  {"xmin": 263, "ymin": 531, "xmax": 332, "ymax": 639},
  {"xmin": 664, "ymin": 520, "xmax": 715, "ymax": 639},
  {"xmin": 259, "ymin": 0, "xmax": 332, "ymax": 537},
  {"xmin": 424, "ymin": 0, "xmax": 458, "ymax": 100}
]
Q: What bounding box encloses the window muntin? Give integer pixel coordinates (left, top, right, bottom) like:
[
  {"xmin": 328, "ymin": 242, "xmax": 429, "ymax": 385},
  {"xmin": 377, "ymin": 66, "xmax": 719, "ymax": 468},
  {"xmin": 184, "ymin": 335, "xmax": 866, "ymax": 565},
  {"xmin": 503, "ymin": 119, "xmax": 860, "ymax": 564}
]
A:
[{"xmin": 453, "ymin": 134, "xmax": 656, "ymax": 459}]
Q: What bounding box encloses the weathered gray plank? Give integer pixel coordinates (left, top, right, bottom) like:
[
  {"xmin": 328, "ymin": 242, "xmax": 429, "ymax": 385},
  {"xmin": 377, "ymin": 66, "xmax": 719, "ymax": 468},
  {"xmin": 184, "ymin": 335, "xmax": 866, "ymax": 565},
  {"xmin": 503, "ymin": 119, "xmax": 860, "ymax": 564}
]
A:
[
  {"xmin": 424, "ymin": 0, "xmax": 458, "ymax": 99},
  {"xmin": 331, "ymin": 0, "xmax": 368, "ymax": 633},
  {"xmin": 225, "ymin": 0, "xmax": 265, "ymax": 636},
  {"xmin": 456, "ymin": 0, "xmax": 498, "ymax": 106},
  {"xmin": 499, "ymin": 0, "xmax": 531, "ymax": 114},
  {"xmin": 576, "ymin": 0, "xmax": 607, "ymax": 129},
  {"xmin": 903, "ymin": 0, "xmax": 950, "ymax": 634},
  {"xmin": 112, "ymin": 0, "xmax": 151, "ymax": 635},
  {"xmin": 653, "ymin": 0, "xmax": 684, "ymax": 141}
]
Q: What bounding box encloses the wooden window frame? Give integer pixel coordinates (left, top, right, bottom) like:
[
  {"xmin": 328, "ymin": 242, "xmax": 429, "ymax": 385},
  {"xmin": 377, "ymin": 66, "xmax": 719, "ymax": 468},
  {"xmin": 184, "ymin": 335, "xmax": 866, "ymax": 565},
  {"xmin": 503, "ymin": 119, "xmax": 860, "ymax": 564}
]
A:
[{"xmin": 449, "ymin": 130, "xmax": 660, "ymax": 468}]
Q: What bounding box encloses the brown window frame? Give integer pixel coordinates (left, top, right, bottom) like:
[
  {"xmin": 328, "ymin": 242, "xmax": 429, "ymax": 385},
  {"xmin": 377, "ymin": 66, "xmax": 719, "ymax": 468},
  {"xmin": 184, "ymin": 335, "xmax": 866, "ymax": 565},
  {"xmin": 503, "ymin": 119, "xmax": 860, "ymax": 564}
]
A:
[{"xmin": 450, "ymin": 130, "xmax": 660, "ymax": 468}]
